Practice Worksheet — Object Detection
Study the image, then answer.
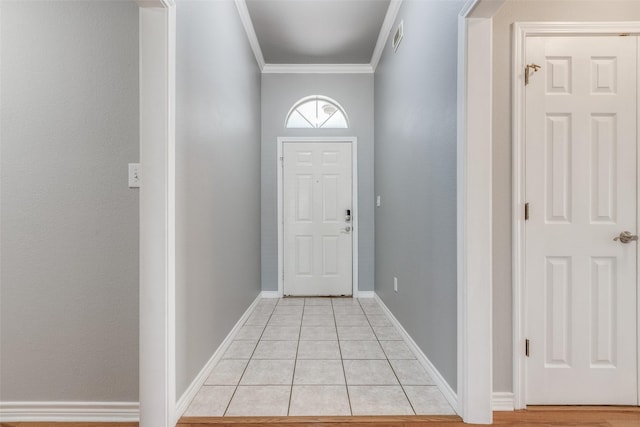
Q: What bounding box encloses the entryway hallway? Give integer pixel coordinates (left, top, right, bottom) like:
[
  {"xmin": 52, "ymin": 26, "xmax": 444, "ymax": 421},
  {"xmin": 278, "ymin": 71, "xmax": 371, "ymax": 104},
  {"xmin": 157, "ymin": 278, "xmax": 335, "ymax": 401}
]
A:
[{"xmin": 182, "ymin": 297, "xmax": 455, "ymax": 418}]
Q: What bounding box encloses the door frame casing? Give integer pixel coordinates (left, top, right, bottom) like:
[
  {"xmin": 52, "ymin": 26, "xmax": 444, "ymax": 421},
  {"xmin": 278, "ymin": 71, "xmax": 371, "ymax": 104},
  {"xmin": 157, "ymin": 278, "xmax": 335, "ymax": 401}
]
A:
[
  {"xmin": 512, "ymin": 21, "xmax": 640, "ymax": 410},
  {"xmin": 138, "ymin": 1, "xmax": 176, "ymax": 426},
  {"xmin": 457, "ymin": 0, "xmax": 506, "ymax": 421},
  {"xmin": 276, "ymin": 137, "xmax": 359, "ymax": 298}
]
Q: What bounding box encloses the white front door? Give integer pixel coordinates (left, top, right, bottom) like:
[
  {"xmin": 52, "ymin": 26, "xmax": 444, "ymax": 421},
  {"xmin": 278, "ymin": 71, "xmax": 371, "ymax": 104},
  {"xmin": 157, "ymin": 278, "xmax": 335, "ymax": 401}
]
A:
[
  {"xmin": 283, "ymin": 141, "xmax": 353, "ymax": 296},
  {"xmin": 525, "ymin": 36, "xmax": 638, "ymax": 405}
]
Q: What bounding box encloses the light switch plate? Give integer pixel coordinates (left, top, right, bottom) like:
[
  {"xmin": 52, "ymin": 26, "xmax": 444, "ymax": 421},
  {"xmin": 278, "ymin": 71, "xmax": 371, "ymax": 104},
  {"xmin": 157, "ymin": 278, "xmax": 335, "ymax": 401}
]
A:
[
  {"xmin": 376, "ymin": 195, "xmax": 381, "ymax": 207},
  {"xmin": 128, "ymin": 163, "xmax": 140, "ymax": 188}
]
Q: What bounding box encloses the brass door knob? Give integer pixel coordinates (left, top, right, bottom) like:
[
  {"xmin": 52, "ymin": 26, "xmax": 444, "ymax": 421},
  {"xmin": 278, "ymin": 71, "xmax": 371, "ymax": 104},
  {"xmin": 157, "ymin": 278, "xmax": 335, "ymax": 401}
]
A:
[{"xmin": 614, "ymin": 231, "xmax": 639, "ymax": 244}]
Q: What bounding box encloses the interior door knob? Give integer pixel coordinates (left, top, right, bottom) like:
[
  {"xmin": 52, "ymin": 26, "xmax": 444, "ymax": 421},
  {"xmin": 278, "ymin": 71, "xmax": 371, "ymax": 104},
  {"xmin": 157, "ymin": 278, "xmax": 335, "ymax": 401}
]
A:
[{"xmin": 614, "ymin": 231, "xmax": 638, "ymax": 243}]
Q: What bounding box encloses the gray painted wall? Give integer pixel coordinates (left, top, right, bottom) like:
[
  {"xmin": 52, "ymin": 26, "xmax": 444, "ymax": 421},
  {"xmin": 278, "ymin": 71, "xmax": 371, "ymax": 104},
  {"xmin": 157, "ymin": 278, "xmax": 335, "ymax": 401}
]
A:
[
  {"xmin": 0, "ymin": 1, "xmax": 139, "ymax": 401},
  {"xmin": 175, "ymin": 0, "xmax": 262, "ymax": 398},
  {"xmin": 374, "ymin": 0, "xmax": 464, "ymax": 391},
  {"xmin": 492, "ymin": 0, "xmax": 640, "ymax": 393},
  {"xmin": 261, "ymin": 74, "xmax": 375, "ymax": 293}
]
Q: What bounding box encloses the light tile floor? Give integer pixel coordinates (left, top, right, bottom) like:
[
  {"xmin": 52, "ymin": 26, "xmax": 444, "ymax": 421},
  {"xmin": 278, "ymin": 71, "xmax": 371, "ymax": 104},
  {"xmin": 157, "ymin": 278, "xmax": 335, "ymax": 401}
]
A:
[{"xmin": 184, "ymin": 297, "xmax": 456, "ymax": 417}]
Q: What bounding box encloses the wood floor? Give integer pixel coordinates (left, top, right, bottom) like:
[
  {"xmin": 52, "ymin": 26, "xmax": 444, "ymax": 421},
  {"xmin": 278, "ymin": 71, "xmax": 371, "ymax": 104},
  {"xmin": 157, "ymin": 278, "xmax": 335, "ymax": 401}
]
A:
[
  {"xmin": 5, "ymin": 408, "xmax": 640, "ymax": 427},
  {"xmin": 0, "ymin": 423, "xmax": 138, "ymax": 427},
  {"xmin": 177, "ymin": 415, "xmax": 461, "ymax": 426},
  {"xmin": 177, "ymin": 407, "xmax": 640, "ymax": 426}
]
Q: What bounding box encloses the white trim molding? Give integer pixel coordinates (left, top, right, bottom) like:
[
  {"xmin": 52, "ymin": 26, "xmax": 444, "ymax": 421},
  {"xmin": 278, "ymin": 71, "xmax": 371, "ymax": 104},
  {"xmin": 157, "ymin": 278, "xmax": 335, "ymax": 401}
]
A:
[
  {"xmin": 262, "ymin": 64, "xmax": 373, "ymax": 74},
  {"xmin": 138, "ymin": 2, "xmax": 176, "ymax": 427},
  {"xmin": 492, "ymin": 392, "xmax": 515, "ymax": 411},
  {"xmin": 374, "ymin": 294, "xmax": 458, "ymax": 411},
  {"xmin": 277, "ymin": 137, "xmax": 359, "ymax": 298},
  {"xmin": 456, "ymin": 0, "xmax": 504, "ymax": 423},
  {"xmin": 512, "ymin": 21, "xmax": 640, "ymax": 411},
  {"xmin": 370, "ymin": 0, "xmax": 403, "ymax": 70},
  {"xmin": 261, "ymin": 291, "xmax": 281, "ymax": 299},
  {"xmin": 174, "ymin": 295, "xmax": 262, "ymax": 420},
  {"xmin": 234, "ymin": 0, "xmax": 266, "ymax": 71},
  {"xmin": 0, "ymin": 402, "xmax": 139, "ymax": 423},
  {"xmin": 357, "ymin": 291, "xmax": 374, "ymax": 299}
]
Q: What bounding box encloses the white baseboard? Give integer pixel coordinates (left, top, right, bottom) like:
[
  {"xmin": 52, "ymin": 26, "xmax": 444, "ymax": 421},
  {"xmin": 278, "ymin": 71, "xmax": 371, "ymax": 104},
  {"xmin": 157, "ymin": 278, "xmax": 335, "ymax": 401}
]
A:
[
  {"xmin": 261, "ymin": 291, "xmax": 280, "ymax": 299},
  {"xmin": 357, "ymin": 291, "xmax": 374, "ymax": 298},
  {"xmin": 174, "ymin": 293, "xmax": 262, "ymax": 422},
  {"xmin": 0, "ymin": 401, "xmax": 139, "ymax": 422},
  {"xmin": 492, "ymin": 392, "xmax": 515, "ymax": 411},
  {"xmin": 373, "ymin": 293, "xmax": 459, "ymax": 414}
]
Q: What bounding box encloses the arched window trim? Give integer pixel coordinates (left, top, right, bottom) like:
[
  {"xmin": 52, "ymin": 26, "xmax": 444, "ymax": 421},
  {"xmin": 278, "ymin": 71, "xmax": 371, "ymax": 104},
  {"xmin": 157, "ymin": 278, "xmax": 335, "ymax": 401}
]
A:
[{"xmin": 285, "ymin": 95, "xmax": 350, "ymax": 129}]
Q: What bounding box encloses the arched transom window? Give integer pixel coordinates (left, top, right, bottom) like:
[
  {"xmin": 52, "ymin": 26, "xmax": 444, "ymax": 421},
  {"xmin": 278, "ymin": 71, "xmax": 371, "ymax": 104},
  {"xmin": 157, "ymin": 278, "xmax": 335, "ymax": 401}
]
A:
[{"xmin": 285, "ymin": 95, "xmax": 349, "ymax": 129}]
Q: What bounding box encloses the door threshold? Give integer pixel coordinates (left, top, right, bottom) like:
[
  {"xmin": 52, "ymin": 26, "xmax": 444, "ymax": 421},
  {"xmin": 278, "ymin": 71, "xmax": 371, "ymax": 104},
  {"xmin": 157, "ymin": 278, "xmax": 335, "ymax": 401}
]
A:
[{"xmin": 177, "ymin": 415, "xmax": 461, "ymax": 425}]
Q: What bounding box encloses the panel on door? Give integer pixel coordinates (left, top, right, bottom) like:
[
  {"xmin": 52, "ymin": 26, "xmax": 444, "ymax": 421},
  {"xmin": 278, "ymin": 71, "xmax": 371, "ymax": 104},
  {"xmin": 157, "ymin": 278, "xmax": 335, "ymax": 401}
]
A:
[
  {"xmin": 525, "ymin": 36, "xmax": 638, "ymax": 405},
  {"xmin": 283, "ymin": 142, "xmax": 352, "ymax": 296}
]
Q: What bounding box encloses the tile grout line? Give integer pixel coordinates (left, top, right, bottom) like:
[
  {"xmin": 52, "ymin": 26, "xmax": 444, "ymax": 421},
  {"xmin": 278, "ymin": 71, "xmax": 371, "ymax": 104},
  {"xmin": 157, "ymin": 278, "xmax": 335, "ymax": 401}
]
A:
[
  {"xmin": 209, "ymin": 298, "xmax": 445, "ymax": 417},
  {"xmin": 363, "ymin": 298, "xmax": 417, "ymax": 416},
  {"xmin": 334, "ymin": 297, "xmax": 353, "ymax": 416},
  {"xmin": 367, "ymin": 300, "xmax": 452, "ymax": 414},
  {"xmin": 286, "ymin": 297, "xmax": 305, "ymax": 416},
  {"xmin": 222, "ymin": 298, "xmax": 277, "ymax": 416}
]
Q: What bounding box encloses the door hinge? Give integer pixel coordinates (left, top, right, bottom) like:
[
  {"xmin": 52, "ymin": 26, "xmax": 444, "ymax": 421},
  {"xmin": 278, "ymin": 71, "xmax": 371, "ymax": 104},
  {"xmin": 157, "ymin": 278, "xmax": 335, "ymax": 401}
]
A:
[
  {"xmin": 525, "ymin": 63, "xmax": 541, "ymax": 85},
  {"xmin": 280, "ymin": 156, "xmax": 284, "ymax": 167},
  {"xmin": 525, "ymin": 339, "xmax": 530, "ymax": 357},
  {"xmin": 525, "ymin": 202, "xmax": 530, "ymax": 221}
]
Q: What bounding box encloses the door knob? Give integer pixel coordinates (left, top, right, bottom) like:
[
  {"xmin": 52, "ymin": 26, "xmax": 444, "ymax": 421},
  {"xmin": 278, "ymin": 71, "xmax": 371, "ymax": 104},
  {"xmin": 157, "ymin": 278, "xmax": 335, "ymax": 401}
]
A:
[
  {"xmin": 342, "ymin": 226, "xmax": 351, "ymax": 233},
  {"xmin": 614, "ymin": 231, "xmax": 638, "ymax": 244}
]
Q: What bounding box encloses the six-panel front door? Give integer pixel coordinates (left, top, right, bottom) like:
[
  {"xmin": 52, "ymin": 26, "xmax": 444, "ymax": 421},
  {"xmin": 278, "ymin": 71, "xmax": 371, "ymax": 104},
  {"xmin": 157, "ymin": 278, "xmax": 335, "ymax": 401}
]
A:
[
  {"xmin": 283, "ymin": 141, "xmax": 353, "ymax": 296},
  {"xmin": 525, "ymin": 36, "xmax": 638, "ymax": 405}
]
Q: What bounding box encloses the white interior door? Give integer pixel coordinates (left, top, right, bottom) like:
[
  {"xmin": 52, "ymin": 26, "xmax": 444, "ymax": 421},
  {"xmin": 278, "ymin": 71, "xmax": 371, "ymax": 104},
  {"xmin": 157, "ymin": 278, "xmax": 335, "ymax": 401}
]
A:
[
  {"xmin": 283, "ymin": 141, "xmax": 353, "ymax": 296},
  {"xmin": 525, "ymin": 35, "xmax": 638, "ymax": 405}
]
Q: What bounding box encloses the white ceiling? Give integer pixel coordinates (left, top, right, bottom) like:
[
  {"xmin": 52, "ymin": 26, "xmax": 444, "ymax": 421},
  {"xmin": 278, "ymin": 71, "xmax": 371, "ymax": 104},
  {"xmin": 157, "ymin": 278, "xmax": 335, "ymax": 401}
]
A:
[{"xmin": 245, "ymin": 0, "xmax": 392, "ymax": 64}]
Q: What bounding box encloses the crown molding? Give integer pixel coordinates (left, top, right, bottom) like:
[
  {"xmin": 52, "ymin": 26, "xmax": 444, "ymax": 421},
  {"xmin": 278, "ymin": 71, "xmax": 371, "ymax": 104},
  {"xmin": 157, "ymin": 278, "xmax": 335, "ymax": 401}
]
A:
[
  {"xmin": 262, "ymin": 63, "xmax": 374, "ymax": 74},
  {"xmin": 465, "ymin": 0, "xmax": 505, "ymax": 18},
  {"xmin": 370, "ymin": 0, "xmax": 403, "ymax": 71},
  {"xmin": 234, "ymin": 0, "xmax": 266, "ymax": 71},
  {"xmin": 459, "ymin": 0, "xmax": 480, "ymax": 18},
  {"xmin": 234, "ymin": 0, "xmax": 396, "ymax": 74}
]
